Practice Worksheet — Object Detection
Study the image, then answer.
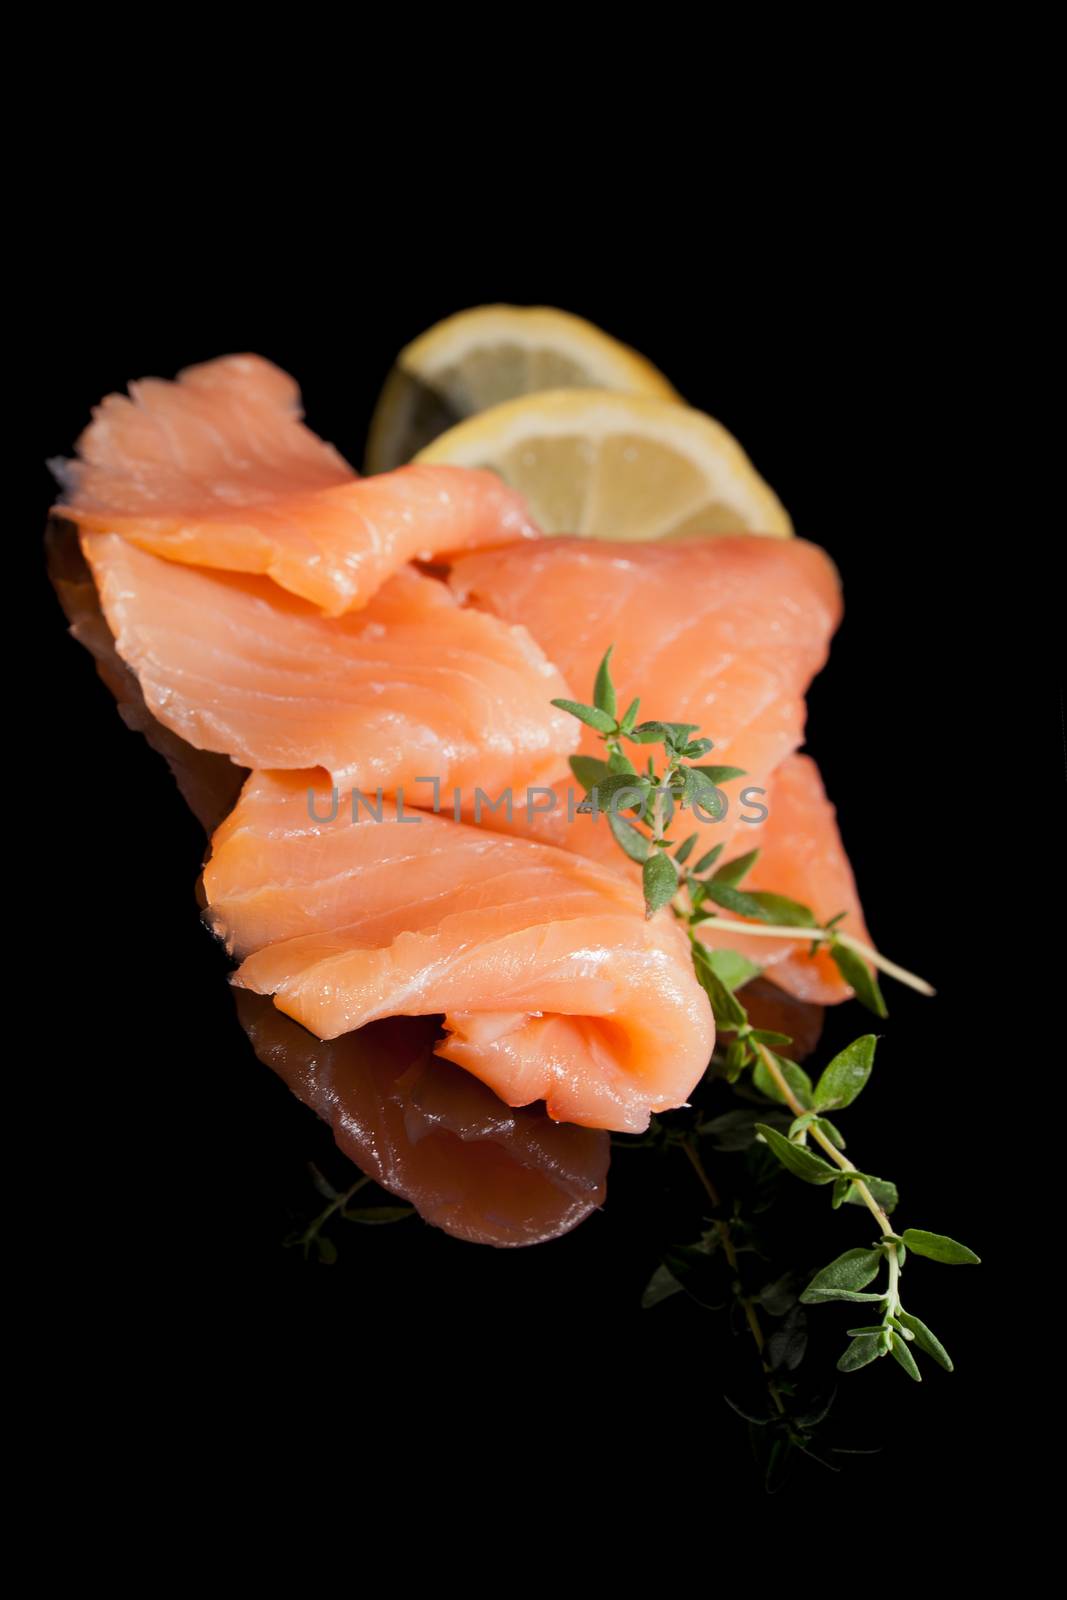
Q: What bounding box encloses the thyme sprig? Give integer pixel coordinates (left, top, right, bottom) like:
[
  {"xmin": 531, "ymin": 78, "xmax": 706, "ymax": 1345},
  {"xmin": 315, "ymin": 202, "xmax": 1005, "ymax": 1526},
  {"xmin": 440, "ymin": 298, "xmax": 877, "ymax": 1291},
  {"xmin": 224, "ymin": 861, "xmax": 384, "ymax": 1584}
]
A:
[
  {"xmin": 555, "ymin": 649, "xmax": 979, "ymax": 1387},
  {"xmin": 553, "ymin": 649, "xmax": 931, "ymax": 1012},
  {"xmin": 742, "ymin": 1015, "xmax": 977, "ymax": 1382},
  {"xmin": 285, "ymin": 1165, "xmax": 414, "ymax": 1263}
]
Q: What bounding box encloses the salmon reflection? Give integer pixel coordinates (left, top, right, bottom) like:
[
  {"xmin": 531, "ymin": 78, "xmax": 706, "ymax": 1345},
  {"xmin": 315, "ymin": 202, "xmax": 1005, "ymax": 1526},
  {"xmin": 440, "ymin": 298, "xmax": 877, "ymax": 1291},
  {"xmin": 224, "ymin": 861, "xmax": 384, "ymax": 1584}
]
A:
[
  {"xmin": 741, "ymin": 979, "xmax": 825, "ymax": 1061},
  {"xmin": 235, "ymin": 993, "xmax": 610, "ymax": 1247},
  {"xmin": 46, "ymin": 518, "xmax": 246, "ymax": 834}
]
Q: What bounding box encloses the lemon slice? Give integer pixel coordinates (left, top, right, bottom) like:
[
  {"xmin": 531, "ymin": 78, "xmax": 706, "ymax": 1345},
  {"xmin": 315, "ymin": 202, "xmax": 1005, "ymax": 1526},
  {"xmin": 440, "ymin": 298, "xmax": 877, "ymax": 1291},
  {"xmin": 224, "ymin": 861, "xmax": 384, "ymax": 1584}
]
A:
[
  {"xmin": 415, "ymin": 388, "xmax": 793, "ymax": 540},
  {"xmin": 365, "ymin": 305, "xmax": 678, "ymax": 472}
]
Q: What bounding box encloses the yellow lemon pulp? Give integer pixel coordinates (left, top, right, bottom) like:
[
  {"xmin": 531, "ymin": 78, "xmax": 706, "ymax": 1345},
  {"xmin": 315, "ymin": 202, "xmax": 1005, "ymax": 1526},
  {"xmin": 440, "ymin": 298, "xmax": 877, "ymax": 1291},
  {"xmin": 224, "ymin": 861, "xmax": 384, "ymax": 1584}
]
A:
[{"xmin": 415, "ymin": 388, "xmax": 793, "ymax": 540}]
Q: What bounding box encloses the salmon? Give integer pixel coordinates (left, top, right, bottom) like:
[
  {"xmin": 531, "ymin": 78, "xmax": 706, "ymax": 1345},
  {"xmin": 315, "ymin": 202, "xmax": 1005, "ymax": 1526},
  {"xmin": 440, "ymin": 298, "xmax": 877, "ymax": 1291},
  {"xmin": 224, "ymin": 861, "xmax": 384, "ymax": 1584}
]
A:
[
  {"xmin": 448, "ymin": 535, "xmax": 842, "ymax": 858},
  {"xmin": 78, "ymin": 530, "xmax": 577, "ymax": 796},
  {"xmin": 236, "ymin": 993, "xmax": 609, "ymax": 1247},
  {"xmin": 447, "ymin": 538, "xmax": 871, "ymax": 1004},
  {"xmin": 700, "ymin": 753, "xmax": 872, "ymax": 1004},
  {"xmin": 49, "ymin": 520, "xmax": 611, "ymax": 1239},
  {"xmin": 53, "ymin": 354, "xmax": 538, "ymax": 615},
  {"xmin": 205, "ymin": 772, "xmax": 715, "ymax": 1133}
]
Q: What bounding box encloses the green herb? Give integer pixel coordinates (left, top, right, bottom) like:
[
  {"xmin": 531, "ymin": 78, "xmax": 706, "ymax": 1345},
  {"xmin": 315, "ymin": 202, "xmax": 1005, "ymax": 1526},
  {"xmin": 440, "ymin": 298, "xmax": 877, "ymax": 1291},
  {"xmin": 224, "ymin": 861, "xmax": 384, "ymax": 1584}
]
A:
[
  {"xmin": 693, "ymin": 843, "xmax": 725, "ymax": 875},
  {"xmin": 702, "ymin": 948, "xmax": 763, "ymax": 991},
  {"xmin": 900, "ymin": 1229, "xmax": 981, "ymax": 1266},
  {"xmin": 569, "ymin": 754, "xmax": 611, "ymax": 791},
  {"xmin": 752, "ymin": 1054, "xmax": 813, "ymax": 1108},
  {"xmin": 549, "ymin": 696, "xmax": 618, "ymax": 734},
  {"xmin": 704, "ymin": 880, "xmax": 772, "ymax": 918},
  {"xmin": 554, "ymin": 648, "xmax": 976, "ymax": 1422},
  {"xmin": 828, "ymin": 941, "xmax": 887, "ymax": 1019},
  {"xmin": 895, "ymin": 1310, "xmax": 953, "ymax": 1371},
  {"xmin": 593, "ymin": 644, "xmax": 617, "ymax": 717},
  {"xmin": 284, "ymin": 1168, "xmax": 413, "ymax": 1264},
  {"xmin": 643, "ymin": 850, "xmax": 679, "ymax": 917},
  {"xmin": 745, "ymin": 892, "xmax": 818, "ymax": 927},
  {"xmin": 693, "ymin": 764, "xmax": 747, "ymax": 786},
  {"xmin": 554, "ymin": 653, "xmax": 936, "ymax": 1006},
  {"xmin": 711, "ymin": 848, "xmax": 761, "ymax": 887},
  {"xmin": 812, "ymin": 1036, "xmax": 877, "ymax": 1110},
  {"xmin": 607, "ymin": 811, "xmax": 651, "ymax": 863},
  {"xmin": 755, "ymin": 1124, "xmax": 838, "ymax": 1184},
  {"xmin": 800, "ymin": 1247, "xmax": 884, "ymax": 1300},
  {"xmin": 753, "ymin": 1035, "xmax": 979, "ymax": 1383}
]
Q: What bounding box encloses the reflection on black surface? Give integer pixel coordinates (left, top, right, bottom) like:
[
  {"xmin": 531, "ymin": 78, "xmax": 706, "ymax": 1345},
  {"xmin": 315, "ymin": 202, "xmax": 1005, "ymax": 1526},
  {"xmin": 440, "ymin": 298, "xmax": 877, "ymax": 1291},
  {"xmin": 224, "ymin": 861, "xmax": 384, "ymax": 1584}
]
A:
[
  {"xmin": 236, "ymin": 993, "xmax": 609, "ymax": 1247},
  {"xmin": 46, "ymin": 518, "xmax": 247, "ymax": 835},
  {"xmin": 741, "ymin": 979, "xmax": 825, "ymax": 1062}
]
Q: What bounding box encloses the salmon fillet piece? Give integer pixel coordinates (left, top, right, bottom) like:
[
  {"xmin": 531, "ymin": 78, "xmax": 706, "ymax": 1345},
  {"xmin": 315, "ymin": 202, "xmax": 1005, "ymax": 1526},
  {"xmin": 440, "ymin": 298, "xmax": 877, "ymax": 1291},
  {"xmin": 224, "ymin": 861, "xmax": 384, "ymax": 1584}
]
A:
[
  {"xmin": 448, "ymin": 535, "xmax": 842, "ymax": 856},
  {"xmin": 78, "ymin": 531, "xmax": 577, "ymax": 796},
  {"xmin": 236, "ymin": 993, "xmax": 609, "ymax": 1247},
  {"xmin": 447, "ymin": 538, "xmax": 870, "ymax": 1004},
  {"xmin": 49, "ymin": 519, "xmax": 609, "ymax": 1239},
  {"xmin": 53, "ymin": 354, "xmax": 538, "ymax": 615},
  {"xmin": 205, "ymin": 772, "xmax": 715, "ymax": 1133}
]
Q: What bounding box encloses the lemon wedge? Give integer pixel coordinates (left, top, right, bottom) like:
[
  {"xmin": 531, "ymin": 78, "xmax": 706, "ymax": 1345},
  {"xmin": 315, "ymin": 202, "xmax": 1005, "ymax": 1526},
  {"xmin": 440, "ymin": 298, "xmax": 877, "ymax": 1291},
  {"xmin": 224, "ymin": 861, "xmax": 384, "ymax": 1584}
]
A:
[
  {"xmin": 365, "ymin": 304, "xmax": 678, "ymax": 472},
  {"xmin": 415, "ymin": 388, "xmax": 792, "ymax": 540}
]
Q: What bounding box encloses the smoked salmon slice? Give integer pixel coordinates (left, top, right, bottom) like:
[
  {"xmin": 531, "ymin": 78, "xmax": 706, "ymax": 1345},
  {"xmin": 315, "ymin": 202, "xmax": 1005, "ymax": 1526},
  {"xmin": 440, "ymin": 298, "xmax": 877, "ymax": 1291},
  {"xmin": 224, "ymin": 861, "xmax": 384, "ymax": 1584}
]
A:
[
  {"xmin": 236, "ymin": 993, "xmax": 610, "ymax": 1247},
  {"xmin": 53, "ymin": 354, "xmax": 538, "ymax": 615},
  {"xmin": 449, "ymin": 533, "xmax": 840, "ymax": 860},
  {"xmin": 49, "ymin": 520, "xmax": 610, "ymax": 1241},
  {"xmin": 205, "ymin": 772, "xmax": 715, "ymax": 1133},
  {"xmin": 447, "ymin": 538, "xmax": 870, "ymax": 1004},
  {"xmin": 78, "ymin": 530, "xmax": 577, "ymax": 796},
  {"xmin": 448, "ymin": 534, "xmax": 842, "ymax": 857}
]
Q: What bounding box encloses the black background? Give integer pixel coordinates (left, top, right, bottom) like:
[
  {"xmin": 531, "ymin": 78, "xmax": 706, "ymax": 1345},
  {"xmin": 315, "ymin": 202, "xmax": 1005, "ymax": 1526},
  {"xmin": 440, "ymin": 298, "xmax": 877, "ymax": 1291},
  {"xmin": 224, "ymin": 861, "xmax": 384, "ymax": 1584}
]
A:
[{"xmin": 26, "ymin": 206, "xmax": 1007, "ymax": 1507}]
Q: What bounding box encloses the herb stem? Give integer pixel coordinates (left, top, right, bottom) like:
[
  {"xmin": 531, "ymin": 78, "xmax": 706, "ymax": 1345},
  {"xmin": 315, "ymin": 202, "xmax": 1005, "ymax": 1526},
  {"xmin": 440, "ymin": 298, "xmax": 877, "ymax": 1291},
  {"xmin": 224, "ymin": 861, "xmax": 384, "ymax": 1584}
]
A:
[
  {"xmin": 682, "ymin": 1137, "xmax": 785, "ymax": 1413},
  {"xmin": 885, "ymin": 1241, "xmax": 901, "ymax": 1320},
  {"xmin": 299, "ymin": 1174, "xmax": 371, "ymax": 1252},
  {"xmin": 834, "ymin": 933, "xmax": 934, "ymax": 997},
  {"xmin": 651, "ymin": 783, "xmax": 667, "ymax": 844},
  {"xmin": 558, "ymin": 650, "xmax": 975, "ymax": 1403},
  {"xmin": 682, "ymin": 1135, "xmax": 722, "ymax": 1209},
  {"xmin": 698, "ymin": 921, "xmax": 934, "ymax": 997},
  {"xmin": 751, "ymin": 1042, "xmax": 893, "ymax": 1238},
  {"xmin": 809, "ymin": 1127, "xmax": 893, "ymax": 1237}
]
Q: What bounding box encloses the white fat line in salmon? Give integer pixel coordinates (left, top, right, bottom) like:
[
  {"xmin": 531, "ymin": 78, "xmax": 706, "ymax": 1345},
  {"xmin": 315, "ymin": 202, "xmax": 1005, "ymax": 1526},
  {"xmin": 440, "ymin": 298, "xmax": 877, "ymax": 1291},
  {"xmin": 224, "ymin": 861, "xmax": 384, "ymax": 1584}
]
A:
[{"xmin": 307, "ymin": 782, "xmax": 770, "ymax": 827}]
